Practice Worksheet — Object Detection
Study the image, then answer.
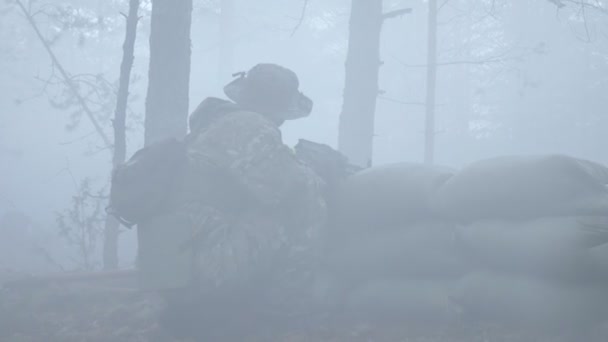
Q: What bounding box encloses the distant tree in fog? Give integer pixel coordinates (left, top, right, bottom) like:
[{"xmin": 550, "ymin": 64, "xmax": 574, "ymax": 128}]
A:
[
  {"xmin": 424, "ymin": 0, "xmax": 437, "ymax": 164},
  {"xmin": 104, "ymin": 0, "xmax": 141, "ymax": 271},
  {"xmin": 8, "ymin": 0, "xmax": 147, "ymax": 271},
  {"xmin": 56, "ymin": 179, "xmax": 105, "ymax": 271},
  {"xmin": 339, "ymin": 0, "xmax": 410, "ymax": 168},
  {"xmin": 218, "ymin": 0, "xmax": 236, "ymax": 85}
]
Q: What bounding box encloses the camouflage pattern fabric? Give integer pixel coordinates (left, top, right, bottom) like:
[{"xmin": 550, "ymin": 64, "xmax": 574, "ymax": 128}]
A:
[{"xmin": 171, "ymin": 109, "xmax": 326, "ymax": 303}]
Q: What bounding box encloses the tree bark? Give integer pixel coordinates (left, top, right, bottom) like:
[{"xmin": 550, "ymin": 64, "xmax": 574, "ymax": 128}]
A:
[
  {"xmin": 424, "ymin": 0, "xmax": 438, "ymax": 165},
  {"xmin": 103, "ymin": 0, "xmax": 140, "ymax": 270},
  {"xmin": 338, "ymin": 0, "xmax": 383, "ymax": 168},
  {"xmin": 218, "ymin": 0, "xmax": 235, "ymax": 85},
  {"xmin": 144, "ymin": 0, "xmax": 193, "ymax": 146}
]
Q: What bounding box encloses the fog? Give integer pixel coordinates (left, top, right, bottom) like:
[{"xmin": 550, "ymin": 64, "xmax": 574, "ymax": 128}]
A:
[{"xmin": 1, "ymin": 0, "xmax": 608, "ymax": 341}]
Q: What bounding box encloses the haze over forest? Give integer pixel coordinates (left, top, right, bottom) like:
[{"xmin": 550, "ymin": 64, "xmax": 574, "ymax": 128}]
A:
[{"xmin": 1, "ymin": 0, "xmax": 607, "ymax": 279}]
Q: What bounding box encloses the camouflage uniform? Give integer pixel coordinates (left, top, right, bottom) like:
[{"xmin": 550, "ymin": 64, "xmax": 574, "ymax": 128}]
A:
[
  {"xmin": 177, "ymin": 108, "xmax": 326, "ymax": 295},
  {"xmin": 164, "ymin": 65, "xmax": 327, "ymax": 316}
]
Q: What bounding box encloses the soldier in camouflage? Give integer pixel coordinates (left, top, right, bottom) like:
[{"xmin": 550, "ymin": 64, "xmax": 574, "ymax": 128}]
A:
[{"xmin": 162, "ymin": 64, "xmax": 327, "ymax": 327}]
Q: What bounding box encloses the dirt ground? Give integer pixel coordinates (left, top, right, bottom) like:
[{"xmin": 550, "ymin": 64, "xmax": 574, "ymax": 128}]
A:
[{"xmin": 0, "ymin": 270, "xmax": 606, "ymax": 342}]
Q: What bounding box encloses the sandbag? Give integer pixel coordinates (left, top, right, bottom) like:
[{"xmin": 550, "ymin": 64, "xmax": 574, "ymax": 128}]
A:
[
  {"xmin": 456, "ymin": 216, "xmax": 608, "ymax": 282},
  {"xmin": 331, "ymin": 163, "xmax": 454, "ymax": 231},
  {"xmin": 450, "ymin": 271, "xmax": 608, "ymax": 330},
  {"xmin": 323, "ymin": 222, "xmax": 469, "ymax": 282},
  {"xmin": 433, "ymin": 155, "xmax": 608, "ymax": 221}
]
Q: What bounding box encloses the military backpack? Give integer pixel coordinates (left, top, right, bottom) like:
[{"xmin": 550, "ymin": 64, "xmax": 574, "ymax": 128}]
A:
[{"xmin": 108, "ymin": 138, "xmax": 187, "ymax": 227}]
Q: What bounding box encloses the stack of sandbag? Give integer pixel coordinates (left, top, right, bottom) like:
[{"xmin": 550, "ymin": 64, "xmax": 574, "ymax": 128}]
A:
[
  {"xmin": 449, "ymin": 271, "xmax": 608, "ymax": 332},
  {"xmin": 320, "ymin": 163, "xmax": 465, "ymax": 322},
  {"xmin": 330, "ymin": 163, "xmax": 454, "ymax": 231},
  {"xmin": 320, "ymin": 154, "xmax": 608, "ymax": 332},
  {"xmin": 433, "ymin": 154, "xmax": 608, "ymax": 222},
  {"xmin": 435, "ymin": 155, "xmax": 608, "ymax": 331}
]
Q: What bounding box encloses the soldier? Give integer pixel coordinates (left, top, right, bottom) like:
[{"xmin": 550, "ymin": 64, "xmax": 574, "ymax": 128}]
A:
[{"xmin": 152, "ymin": 64, "xmax": 327, "ymax": 338}]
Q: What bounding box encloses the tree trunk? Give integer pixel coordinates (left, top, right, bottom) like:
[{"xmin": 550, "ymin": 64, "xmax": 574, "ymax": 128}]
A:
[
  {"xmin": 218, "ymin": 0, "xmax": 236, "ymax": 85},
  {"xmin": 424, "ymin": 0, "xmax": 438, "ymax": 165},
  {"xmin": 144, "ymin": 0, "xmax": 193, "ymax": 146},
  {"xmin": 103, "ymin": 0, "xmax": 140, "ymax": 270},
  {"xmin": 137, "ymin": 0, "xmax": 193, "ymax": 287},
  {"xmin": 338, "ymin": 0, "xmax": 383, "ymax": 168}
]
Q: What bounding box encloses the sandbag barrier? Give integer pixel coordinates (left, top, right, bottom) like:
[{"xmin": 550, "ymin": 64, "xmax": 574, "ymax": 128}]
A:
[{"xmin": 321, "ymin": 155, "xmax": 608, "ymax": 334}]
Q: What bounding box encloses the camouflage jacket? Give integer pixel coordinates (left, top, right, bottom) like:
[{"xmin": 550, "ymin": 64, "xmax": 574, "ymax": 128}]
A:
[{"xmin": 170, "ymin": 109, "xmax": 327, "ymax": 298}]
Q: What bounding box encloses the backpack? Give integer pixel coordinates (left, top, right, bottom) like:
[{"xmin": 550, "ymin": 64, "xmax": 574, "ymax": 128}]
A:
[{"xmin": 108, "ymin": 138, "xmax": 188, "ymax": 227}]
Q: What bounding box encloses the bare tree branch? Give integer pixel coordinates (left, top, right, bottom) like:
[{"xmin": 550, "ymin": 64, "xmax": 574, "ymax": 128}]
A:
[
  {"xmin": 579, "ymin": 1, "xmax": 593, "ymax": 42},
  {"xmin": 547, "ymin": 0, "xmax": 608, "ymax": 15},
  {"xmin": 547, "ymin": 0, "xmax": 566, "ymax": 8},
  {"xmin": 59, "ymin": 131, "xmax": 98, "ymax": 146},
  {"xmin": 424, "ymin": 0, "xmax": 438, "ymax": 165},
  {"xmin": 394, "ymin": 46, "xmax": 525, "ymax": 68},
  {"xmin": 400, "ymin": 58, "xmax": 508, "ymax": 67},
  {"xmin": 382, "ymin": 8, "xmax": 412, "ymax": 20},
  {"xmin": 290, "ymin": 0, "xmax": 309, "ymax": 36},
  {"xmin": 15, "ymin": 0, "xmax": 112, "ymax": 150},
  {"xmin": 438, "ymin": 0, "xmax": 451, "ymax": 12}
]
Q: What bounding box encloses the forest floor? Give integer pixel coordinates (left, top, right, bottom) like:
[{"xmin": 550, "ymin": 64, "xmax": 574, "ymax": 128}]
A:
[{"xmin": 0, "ymin": 270, "xmax": 606, "ymax": 342}]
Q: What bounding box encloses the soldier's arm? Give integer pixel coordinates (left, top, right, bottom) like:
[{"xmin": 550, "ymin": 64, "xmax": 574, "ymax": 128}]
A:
[{"xmin": 188, "ymin": 110, "xmax": 321, "ymax": 209}]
